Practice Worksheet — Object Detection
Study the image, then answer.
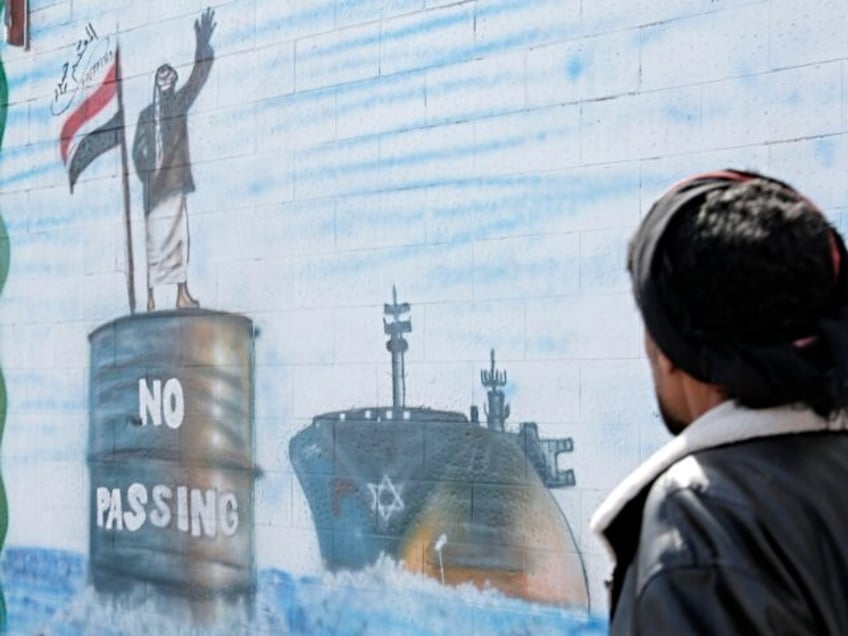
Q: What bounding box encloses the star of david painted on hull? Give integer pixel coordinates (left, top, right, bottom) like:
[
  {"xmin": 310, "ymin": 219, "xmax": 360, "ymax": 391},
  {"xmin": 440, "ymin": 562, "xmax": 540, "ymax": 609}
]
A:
[{"xmin": 368, "ymin": 475, "xmax": 405, "ymax": 524}]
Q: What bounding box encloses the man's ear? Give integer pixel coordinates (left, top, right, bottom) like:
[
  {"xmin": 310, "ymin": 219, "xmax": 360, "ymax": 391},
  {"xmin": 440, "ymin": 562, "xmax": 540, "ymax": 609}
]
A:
[{"xmin": 655, "ymin": 347, "xmax": 677, "ymax": 376}]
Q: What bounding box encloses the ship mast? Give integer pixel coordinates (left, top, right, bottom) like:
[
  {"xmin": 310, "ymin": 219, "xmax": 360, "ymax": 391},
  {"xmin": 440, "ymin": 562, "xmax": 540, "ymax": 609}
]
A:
[
  {"xmin": 384, "ymin": 286, "xmax": 411, "ymax": 409},
  {"xmin": 481, "ymin": 348, "xmax": 510, "ymax": 431}
]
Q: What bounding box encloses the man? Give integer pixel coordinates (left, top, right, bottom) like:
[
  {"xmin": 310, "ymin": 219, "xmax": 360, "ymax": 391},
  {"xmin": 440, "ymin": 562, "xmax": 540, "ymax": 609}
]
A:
[
  {"xmin": 132, "ymin": 8, "xmax": 215, "ymax": 311},
  {"xmin": 591, "ymin": 170, "xmax": 848, "ymax": 634}
]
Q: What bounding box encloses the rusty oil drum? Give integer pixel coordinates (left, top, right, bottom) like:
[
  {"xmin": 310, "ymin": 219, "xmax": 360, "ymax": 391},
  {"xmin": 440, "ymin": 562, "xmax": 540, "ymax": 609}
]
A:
[{"xmin": 88, "ymin": 310, "xmax": 258, "ymax": 598}]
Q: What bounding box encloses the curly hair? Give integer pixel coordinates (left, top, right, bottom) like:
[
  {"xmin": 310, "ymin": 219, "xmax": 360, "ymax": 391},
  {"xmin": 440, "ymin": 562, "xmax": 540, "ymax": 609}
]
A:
[
  {"xmin": 659, "ymin": 179, "xmax": 840, "ymax": 343},
  {"xmin": 653, "ymin": 177, "xmax": 848, "ymax": 414}
]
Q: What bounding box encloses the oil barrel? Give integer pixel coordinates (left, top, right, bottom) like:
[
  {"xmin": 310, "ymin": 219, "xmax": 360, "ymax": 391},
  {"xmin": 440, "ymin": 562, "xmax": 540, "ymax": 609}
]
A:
[{"xmin": 87, "ymin": 310, "xmax": 257, "ymax": 599}]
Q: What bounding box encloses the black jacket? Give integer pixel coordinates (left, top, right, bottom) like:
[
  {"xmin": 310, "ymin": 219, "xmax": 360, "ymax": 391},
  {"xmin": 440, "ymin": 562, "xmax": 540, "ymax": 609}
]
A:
[
  {"xmin": 593, "ymin": 403, "xmax": 848, "ymax": 635},
  {"xmin": 132, "ymin": 43, "xmax": 213, "ymax": 215}
]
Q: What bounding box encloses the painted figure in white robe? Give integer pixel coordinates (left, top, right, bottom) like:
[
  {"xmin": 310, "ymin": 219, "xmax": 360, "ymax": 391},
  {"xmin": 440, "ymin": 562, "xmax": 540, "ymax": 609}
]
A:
[{"xmin": 132, "ymin": 8, "xmax": 215, "ymax": 311}]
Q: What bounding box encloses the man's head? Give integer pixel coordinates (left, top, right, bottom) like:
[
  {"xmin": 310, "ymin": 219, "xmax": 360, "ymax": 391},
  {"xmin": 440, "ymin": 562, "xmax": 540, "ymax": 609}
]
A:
[
  {"xmin": 155, "ymin": 64, "xmax": 178, "ymax": 93},
  {"xmin": 630, "ymin": 170, "xmax": 848, "ymax": 432}
]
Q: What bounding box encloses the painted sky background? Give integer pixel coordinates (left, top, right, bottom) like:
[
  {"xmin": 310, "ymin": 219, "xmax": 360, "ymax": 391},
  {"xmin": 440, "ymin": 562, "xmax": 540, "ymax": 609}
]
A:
[{"xmin": 2, "ymin": 0, "xmax": 848, "ymax": 615}]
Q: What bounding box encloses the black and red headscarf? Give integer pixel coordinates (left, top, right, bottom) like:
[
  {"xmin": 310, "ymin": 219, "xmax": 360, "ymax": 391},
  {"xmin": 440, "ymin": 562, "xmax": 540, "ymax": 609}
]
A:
[{"xmin": 629, "ymin": 169, "xmax": 848, "ymax": 412}]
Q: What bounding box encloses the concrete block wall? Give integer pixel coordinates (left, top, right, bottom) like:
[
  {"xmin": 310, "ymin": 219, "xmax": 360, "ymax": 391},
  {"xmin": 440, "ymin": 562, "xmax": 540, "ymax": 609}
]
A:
[{"xmin": 0, "ymin": 0, "xmax": 845, "ymax": 632}]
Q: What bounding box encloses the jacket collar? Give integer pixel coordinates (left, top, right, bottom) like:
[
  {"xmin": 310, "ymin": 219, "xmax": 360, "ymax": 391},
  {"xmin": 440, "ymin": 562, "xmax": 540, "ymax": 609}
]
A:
[{"xmin": 591, "ymin": 401, "xmax": 848, "ymax": 557}]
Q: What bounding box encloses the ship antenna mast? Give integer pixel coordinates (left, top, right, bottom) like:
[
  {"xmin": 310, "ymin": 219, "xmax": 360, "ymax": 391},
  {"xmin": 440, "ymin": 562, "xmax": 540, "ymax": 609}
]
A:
[
  {"xmin": 481, "ymin": 348, "xmax": 510, "ymax": 432},
  {"xmin": 384, "ymin": 285, "xmax": 411, "ymax": 409}
]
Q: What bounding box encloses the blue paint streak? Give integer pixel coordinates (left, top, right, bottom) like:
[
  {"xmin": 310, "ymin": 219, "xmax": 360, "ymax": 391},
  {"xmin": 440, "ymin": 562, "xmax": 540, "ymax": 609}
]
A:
[
  {"xmin": 474, "ymin": 0, "xmax": 544, "ymax": 23},
  {"xmin": 665, "ymin": 105, "xmax": 697, "ymax": 124},
  {"xmin": 426, "ymin": 262, "xmax": 470, "ymax": 289},
  {"xmin": 30, "ymin": 0, "xmax": 68, "ymax": 10},
  {"xmin": 815, "ymin": 137, "xmax": 837, "ymax": 168},
  {"xmin": 299, "ymin": 118, "xmax": 573, "ymax": 193},
  {"xmin": 300, "ymin": 114, "xmax": 553, "ymax": 182},
  {"xmin": 268, "ymin": 7, "xmax": 476, "ymax": 82},
  {"xmin": 382, "ymin": 139, "xmax": 476, "ymax": 167},
  {"xmin": 566, "ymin": 55, "xmax": 584, "ymax": 80},
  {"xmin": 638, "ymin": 23, "xmax": 666, "ymax": 46},
  {"xmin": 260, "ymin": 85, "xmax": 337, "ymax": 109},
  {"xmin": 305, "ymin": 52, "xmax": 379, "ymax": 81},
  {"xmin": 381, "ymin": 7, "xmax": 472, "ymax": 45},
  {"xmin": 3, "ymin": 104, "xmax": 28, "ymax": 141},
  {"xmin": 255, "ymin": 88, "xmax": 337, "ymax": 125},
  {"xmin": 473, "ymin": 255, "xmax": 561, "ymax": 286},
  {"xmin": 337, "ymin": 208, "xmax": 426, "ymax": 237},
  {"xmin": 304, "ymin": 245, "xmax": 425, "ymax": 278},
  {"xmin": 257, "ymin": 3, "xmax": 340, "ymax": 41},
  {"xmin": 428, "ymin": 69, "xmax": 519, "ymax": 100},
  {"xmin": 6, "ymin": 61, "xmax": 62, "ymax": 94},
  {"xmin": 474, "ymin": 0, "xmax": 577, "ymax": 51},
  {"xmin": 386, "ymin": 22, "xmax": 568, "ymax": 79},
  {"xmin": 334, "ymin": 72, "xmax": 426, "ymax": 117},
  {"xmin": 529, "ymin": 334, "xmax": 567, "ymax": 355},
  {"xmin": 784, "ymin": 89, "xmax": 802, "ymax": 106},
  {"xmin": 0, "ymin": 150, "xmax": 57, "ymax": 190},
  {"xmin": 295, "ymin": 26, "xmax": 382, "ymax": 63},
  {"xmin": 472, "ymin": 27, "xmax": 561, "ymax": 59},
  {"xmin": 307, "ymin": 165, "xmax": 635, "ymax": 224},
  {"xmin": 29, "ymin": 8, "xmax": 71, "ymax": 36},
  {"xmin": 1, "ymin": 212, "xmax": 27, "ymax": 234},
  {"xmin": 310, "ymin": 172, "xmax": 638, "ymax": 276},
  {"xmin": 442, "ymin": 174, "xmax": 637, "ymax": 244}
]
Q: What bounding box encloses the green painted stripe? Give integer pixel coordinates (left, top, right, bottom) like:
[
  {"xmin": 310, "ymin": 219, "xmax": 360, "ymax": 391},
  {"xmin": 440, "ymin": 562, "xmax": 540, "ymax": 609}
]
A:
[{"xmin": 0, "ymin": 0, "xmax": 10, "ymax": 628}]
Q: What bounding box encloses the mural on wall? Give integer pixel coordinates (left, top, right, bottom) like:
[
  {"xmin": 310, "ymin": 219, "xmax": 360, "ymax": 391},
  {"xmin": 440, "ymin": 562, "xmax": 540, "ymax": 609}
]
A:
[
  {"xmin": 290, "ymin": 287, "xmax": 588, "ymax": 606},
  {"xmin": 55, "ymin": 21, "xmax": 119, "ymax": 190},
  {"xmin": 0, "ymin": 0, "xmax": 9, "ymax": 623},
  {"xmin": 4, "ymin": 0, "xmax": 843, "ymax": 631},
  {"xmin": 56, "ymin": 6, "xmax": 262, "ymax": 625},
  {"xmin": 87, "ymin": 310, "xmax": 259, "ymax": 622},
  {"xmin": 0, "ymin": 1, "xmax": 704, "ymax": 633},
  {"xmin": 132, "ymin": 8, "xmax": 215, "ymax": 312},
  {"xmin": 43, "ymin": 6, "xmax": 262, "ymax": 629},
  {"xmin": 0, "ymin": 6, "xmax": 597, "ymax": 633},
  {"xmin": 55, "ymin": 19, "xmax": 135, "ymax": 311}
]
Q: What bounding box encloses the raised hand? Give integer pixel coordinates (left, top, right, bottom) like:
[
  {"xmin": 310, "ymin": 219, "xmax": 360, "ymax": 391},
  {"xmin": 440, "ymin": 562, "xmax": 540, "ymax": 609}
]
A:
[{"xmin": 194, "ymin": 7, "xmax": 216, "ymax": 48}]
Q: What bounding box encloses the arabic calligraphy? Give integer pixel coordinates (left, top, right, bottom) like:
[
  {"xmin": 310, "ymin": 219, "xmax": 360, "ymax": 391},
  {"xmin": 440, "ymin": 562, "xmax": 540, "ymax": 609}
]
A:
[{"xmin": 51, "ymin": 22, "xmax": 114, "ymax": 117}]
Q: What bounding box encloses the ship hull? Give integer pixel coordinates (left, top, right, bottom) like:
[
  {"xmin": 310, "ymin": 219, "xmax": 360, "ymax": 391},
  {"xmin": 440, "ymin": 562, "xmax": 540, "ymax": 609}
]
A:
[{"xmin": 289, "ymin": 408, "xmax": 588, "ymax": 607}]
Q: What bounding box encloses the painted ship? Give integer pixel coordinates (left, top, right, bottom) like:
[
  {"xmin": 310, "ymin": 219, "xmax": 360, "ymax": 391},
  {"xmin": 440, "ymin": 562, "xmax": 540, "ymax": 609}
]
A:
[{"xmin": 290, "ymin": 290, "xmax": 589, "ymax": 607}]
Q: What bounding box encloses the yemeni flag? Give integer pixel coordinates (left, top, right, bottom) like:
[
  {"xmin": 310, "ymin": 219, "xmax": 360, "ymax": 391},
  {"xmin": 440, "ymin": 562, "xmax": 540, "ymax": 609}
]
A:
[{"xmin": 59, "ymin": 49, "xmax": 124, "ymax": 192}]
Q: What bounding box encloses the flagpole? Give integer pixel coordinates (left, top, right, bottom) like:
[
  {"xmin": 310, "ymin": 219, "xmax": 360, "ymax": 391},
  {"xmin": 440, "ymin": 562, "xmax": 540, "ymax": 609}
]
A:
[{"xmin": 114, "ymin": 45, "xmax": 136, "ymax": 314}]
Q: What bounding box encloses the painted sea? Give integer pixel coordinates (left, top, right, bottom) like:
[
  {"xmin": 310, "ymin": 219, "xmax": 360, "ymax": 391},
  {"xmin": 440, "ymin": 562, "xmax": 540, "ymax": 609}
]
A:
[{"xmin": 0, "ymin": 548, "xmax": 607, "ymax": 635}]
